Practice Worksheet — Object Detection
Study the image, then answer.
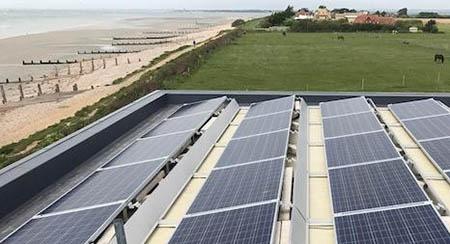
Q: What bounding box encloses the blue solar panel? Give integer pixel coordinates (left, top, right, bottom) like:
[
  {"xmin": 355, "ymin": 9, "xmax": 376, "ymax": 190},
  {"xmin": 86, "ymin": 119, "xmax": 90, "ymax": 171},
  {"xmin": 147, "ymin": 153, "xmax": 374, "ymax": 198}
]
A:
[
  {"xmin": 233, "ymin": 111, "xmax": 292, "ymax": 139},
  {"xmin": 169, "ymin": 203, "xmax": 277, "ymax": 244},
  {"xmin": 42, "ymin": 159, "xmax": 165, "ymax": 214},
  {"xmin": 329, "ymin": 160, "xmax": 428, "ymax": 213},
  {"xmin": 421, "ymin": 138, "xmax": 450, "ymax": 171},
  {"xmin": 322, "ymin": 112, "xmax": 382, "ymax": 138},
  {"xmin": 216, "ymin": 130, "xmax": 289, "ymax": 168},
  {"xmin": 143, "ymin": 113, "xmax": 208, "ymax": 138},
  {"xmin": 1, "ymin": 204, "xmax": 121, "ymax": 244},
  {"xmin": 325, "ymin": 131, "xmax": 399, "ymax": 168},
  {"xmin": 188, "ymin": 158, "xmax": 284, "ymax": 214},
  {"xmin": 105, "ymin": 131, "xmax": 192, "ymax": 167},
  {"xmin": 389, "ymin": 99, "xmax": 449, "ymax": 121},
  {"xmin": 245, "ymin": 96, "xmax": 294, "ymax": 118},
  {"xmin": 320, "ymin": 97, "xmax": 371, "ymax": 118},
  {"xmin": 403, "ymin": 115, "xmax": 450, "ymax": 141},
  {"xmin": 169, "ymin": 97, "xmax": 225, "ymax": 119},
  {"xmin": 335, "ymin": 205, "xmax": 450, "ymax": 244}
]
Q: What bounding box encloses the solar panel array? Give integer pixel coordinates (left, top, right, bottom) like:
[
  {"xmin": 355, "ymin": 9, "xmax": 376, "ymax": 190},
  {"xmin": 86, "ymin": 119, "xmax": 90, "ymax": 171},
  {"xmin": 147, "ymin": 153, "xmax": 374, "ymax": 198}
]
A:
[
  {"xmin": 390, "ymin": 99, "xmax": 450, "ymax": 183},
  {"xmin": 169, "ymin": 96, "xmax": 295, "ymax": 244},
  {"xmin": 320, "ymin": 97, "xmax": 450, "ymax": 244},
  {"xmin": 1, "ymin": 97, "xmax": 226, "ymax": 244}
]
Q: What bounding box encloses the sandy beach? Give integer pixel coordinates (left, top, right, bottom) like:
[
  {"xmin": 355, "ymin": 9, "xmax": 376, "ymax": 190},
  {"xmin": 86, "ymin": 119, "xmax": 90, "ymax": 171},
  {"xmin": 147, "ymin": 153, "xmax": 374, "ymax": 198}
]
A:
[{"xmin": 0, "ymin": 17, "xmax": 245, "ymax": 147}]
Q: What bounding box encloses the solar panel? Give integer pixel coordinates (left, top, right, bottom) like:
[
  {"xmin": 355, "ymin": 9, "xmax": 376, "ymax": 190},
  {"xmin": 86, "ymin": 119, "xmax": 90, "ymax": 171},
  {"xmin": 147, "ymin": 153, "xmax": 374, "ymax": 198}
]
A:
[
  {"xmin": 169, "ymin": 203, "xmax": 277, "ymax": 244},
  {"xmin": 245, "ymin": 96, "xmax": 294, "ymax": 118},
  {"xmin": 335, "ymin": 205, "xmax": 450, "ymax": 244},
  {"xmin": 389, "ymin": 99, "xmax": 449, "ymax": 121},
  {"xmin": 169, "ymin": 97, "xmax": 225, "ymax": 119},
  {"xmin": 329, "ymin": 160, "xmax": 428, "ymax": 213},
  {"xmin": 403, "ymin": 115, "xmax": 450, "ymax": 141},
  {"xmin": 322, "ymin": 112, "xmax": 382, "ymax": 138},
  {"xmin": 216, "ymin": 130, "xmax": 289, "ymax": 168},
  {"xmin": 421, "ymin": 138, "xmax": 450, "ymax": 171},
  {"xmin": 143, "ymin": 113, "xmax": 207, "ymax": 138},
  {"xmin": 188, "ymin": 158, "xmax": 284, "ymax": 214},
  {"xmin": 233, "ymin": 111, "xmax": 292, "ymax": 139},
  {"xmin": 325, "ymin": 131, "xmax": 399, "ymax": 168},
  {"xmin": 104, "ymin": 131, "xmax": 192, "ymax": 167},
  {"xmin": 447, "ymin": 172, "xmax": 450, "ymax": 179},
  {"xmin": 42, "ymin": 159, "xmax": 165, "ymax": 214},
  {"xmin": 320, "ymin": 97, "xmax": 371, "ymax": 118},
  {"xmin": 1, "ymin": 204, "xmax": 121, "ymax": 244}
]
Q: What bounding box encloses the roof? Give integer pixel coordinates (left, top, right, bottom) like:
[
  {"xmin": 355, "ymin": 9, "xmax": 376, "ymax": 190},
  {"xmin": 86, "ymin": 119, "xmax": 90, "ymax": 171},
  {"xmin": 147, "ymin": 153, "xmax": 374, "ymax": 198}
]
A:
[
  {"xmin": 1, "ymin": 90, "xmax": 450, "ymax": 244},
  {"xmin": 354, "ymin": 14, "xmax": 397, "ymax": 26}
]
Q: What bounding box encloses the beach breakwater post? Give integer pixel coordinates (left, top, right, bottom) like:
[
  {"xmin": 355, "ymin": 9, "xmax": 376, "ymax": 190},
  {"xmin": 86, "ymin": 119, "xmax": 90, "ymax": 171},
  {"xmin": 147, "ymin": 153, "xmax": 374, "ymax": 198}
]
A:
[
  {"xmin": 115, "ymin": 57, "xmax": 118, "ymax": 66},
  {"xmin": 37, "ymin": 84, "xmax": 43, "ymax": 96},
  {"xmin": 91, "ymin": 58, "xmax": 95, "ymax": 72},
  {"xmin": 103, "ymin": 59, "xmax": 106, "ymax": 69},
  {"xmin": 18, "ymin": 84, "xmax": 24, "ymax": 101},
  {"xmin": 1, "ymin": 85, "xmax": 6, "ymax": 104},
  {"xmin": 79, "ymin": 62, "xmax": 83, "ymax": 74}
]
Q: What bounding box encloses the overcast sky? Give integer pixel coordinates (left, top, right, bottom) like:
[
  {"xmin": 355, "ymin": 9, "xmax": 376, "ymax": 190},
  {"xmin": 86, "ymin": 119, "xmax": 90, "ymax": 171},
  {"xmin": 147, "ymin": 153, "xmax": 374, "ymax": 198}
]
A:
[{"xmin": 0, "ymin": 0, "xmax": 447, "ymax": 10}]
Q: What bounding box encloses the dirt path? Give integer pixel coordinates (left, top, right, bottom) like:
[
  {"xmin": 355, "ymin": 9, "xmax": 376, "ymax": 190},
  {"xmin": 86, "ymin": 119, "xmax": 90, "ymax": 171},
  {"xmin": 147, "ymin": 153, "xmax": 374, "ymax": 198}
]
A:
[{"xmin": 0, "ymin": 24, "xmax": 232, "ymax": 147}]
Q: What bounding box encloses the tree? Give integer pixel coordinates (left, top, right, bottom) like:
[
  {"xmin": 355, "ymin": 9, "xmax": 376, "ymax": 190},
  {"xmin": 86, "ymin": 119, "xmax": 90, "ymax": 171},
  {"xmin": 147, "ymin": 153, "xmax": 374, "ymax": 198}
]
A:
[
  {"xmin": 398, "ymin": 8, "xmax": 408, "ymax": 17},
  {"xmin": 423, "ymin": 20, "xmax": 439, "ymax": 33}
]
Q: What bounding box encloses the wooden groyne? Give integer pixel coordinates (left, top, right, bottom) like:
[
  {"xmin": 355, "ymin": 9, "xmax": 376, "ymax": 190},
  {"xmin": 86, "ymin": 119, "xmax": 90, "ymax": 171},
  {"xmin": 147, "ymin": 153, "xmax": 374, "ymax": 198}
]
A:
[
  {"xmin": 112, "ymin": 40, "xmax": 171, "ymax": 46},
  {"xmin": 23, "ymin": 60, "xmax": 78, "ymax": 66},
  {"xmin": 112, "ymin": 35, "xmax": 178, "ymax": 40},
  {"xmin": 77, "ymin": 50, "xmax": 141, "ymax": 55}
]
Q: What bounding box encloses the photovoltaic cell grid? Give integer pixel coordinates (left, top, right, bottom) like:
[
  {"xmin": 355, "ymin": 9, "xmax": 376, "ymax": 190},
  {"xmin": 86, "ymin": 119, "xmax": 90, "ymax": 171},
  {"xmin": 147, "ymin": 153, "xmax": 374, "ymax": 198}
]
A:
[
  {"xmin": 42, "ymin": 159, "xmax": 164, "ymax": 214},
  {"xmin": 187, "ymin": 158, "xmax": 284, "ymax": 214},
  {"xmin": 168, "ymin": 96, "xmax": 226, "ymax": 119},
  {"xmin": 389, "ymin": 99, "xmax": 450, "ymax": 173},
  {"xmin": 232, "ymin": 111, "xmax": 292, "ymax": 139},
  {"xmin": 322, "ymin": 111, "xmax": 382, "ymax": 138},
  {"xmin": 320, "ymin": 97, "xmax": 371, "ymax": 118},
  {"xmin": 1, "ymin": 204, "xmax": 121, "ymax": 244},
  {"xmin": 245, "ymin": 96, "xmax": 294, "ymax": 118},
  {"xmin": 143, "ymin": 113, "xmax": 207, "ymax": 138},
  {"xmin": 403, "ymin": 114, "xmax": 450, "ymax": 141},
  {"xmin": 335, "ymin": 205, "xmax": 450, "ymax": 244},
  {"xmin": 325, "ymin": 131, "xmax": 399, "ymax": 168},
  {"xmin": 104, "ymin": 131, "xmax": 193, "ymax": 167},
  {"xmin": 421, "ymin": 138, "xmax": 450, "ymax": 171},
  {"xmin": 389, "ymin": 99, "xmax": 449, "ymax": 120},
  {"xmin": 320, "ymin": 98, "xmax": 450, "ymax": 244},
  {"xmin": 216, "ymin": 130, "xmax": 289, "ymax": 168},
  {"xmin": 169, "ymin": 203, "xmax": 277, "ymax": 244},
  {"xmin": 169, "ymin": 97, "xmax": 294, "ymax": 244},
  {"xmin": 1, "ymin": 97, "xmax": 228, "ymax": 244},
  {"xmin": 329, "ymin": 160, "xmax": 428, "ymax": 213}
]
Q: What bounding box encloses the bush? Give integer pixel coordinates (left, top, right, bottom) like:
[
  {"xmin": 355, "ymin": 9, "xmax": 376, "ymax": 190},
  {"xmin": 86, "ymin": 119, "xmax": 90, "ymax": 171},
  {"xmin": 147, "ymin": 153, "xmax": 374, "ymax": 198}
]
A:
[
  {"xmin": 423, "ymin": 20, "xmax": 439, "ymax": 33},
  {"xmin": 232, "ymin": 19, "xmax": 246, "ymax": 27},
  {"xmin": 290, "ymin": 19, "xmax": 396, "ymax": 33},
  {"xmin": 266, "ymin": 5, "xmax": 295, "ymax": 27}
]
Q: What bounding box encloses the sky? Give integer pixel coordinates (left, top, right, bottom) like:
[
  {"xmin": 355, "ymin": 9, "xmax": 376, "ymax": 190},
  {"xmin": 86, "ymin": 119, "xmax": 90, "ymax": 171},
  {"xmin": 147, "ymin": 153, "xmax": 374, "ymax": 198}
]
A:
[{"xmin": 0, "ymin": 0, "xmax": 447, "ymax": 10}]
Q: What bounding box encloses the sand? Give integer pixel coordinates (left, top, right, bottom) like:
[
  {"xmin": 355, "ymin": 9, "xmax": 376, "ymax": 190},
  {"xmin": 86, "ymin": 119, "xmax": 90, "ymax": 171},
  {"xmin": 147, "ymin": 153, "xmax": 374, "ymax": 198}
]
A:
[{"xmin": 0, "ymin": 23, "xmax": 233, "ymax": 147}]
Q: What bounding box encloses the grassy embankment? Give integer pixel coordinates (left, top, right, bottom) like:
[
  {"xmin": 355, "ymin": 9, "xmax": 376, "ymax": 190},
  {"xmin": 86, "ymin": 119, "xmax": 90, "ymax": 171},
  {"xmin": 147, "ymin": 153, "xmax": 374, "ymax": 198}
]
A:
[{"xmin": 167, "ymin": 22, "xmax": 450, "ymax": 92}]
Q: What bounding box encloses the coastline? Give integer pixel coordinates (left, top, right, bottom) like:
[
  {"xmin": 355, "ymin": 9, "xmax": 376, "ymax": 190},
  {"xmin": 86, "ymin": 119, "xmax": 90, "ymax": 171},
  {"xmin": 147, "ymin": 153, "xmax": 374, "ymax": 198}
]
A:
[{"xmin": 0, "ymin": 22, "xmax": 234, "ymax": 147}]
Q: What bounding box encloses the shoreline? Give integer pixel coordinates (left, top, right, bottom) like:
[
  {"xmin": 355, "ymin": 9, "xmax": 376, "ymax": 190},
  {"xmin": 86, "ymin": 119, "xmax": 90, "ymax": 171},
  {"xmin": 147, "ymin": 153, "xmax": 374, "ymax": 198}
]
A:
[{"xmin": 0, "ymin": 22, "xmax": 234, "ymax": 147}]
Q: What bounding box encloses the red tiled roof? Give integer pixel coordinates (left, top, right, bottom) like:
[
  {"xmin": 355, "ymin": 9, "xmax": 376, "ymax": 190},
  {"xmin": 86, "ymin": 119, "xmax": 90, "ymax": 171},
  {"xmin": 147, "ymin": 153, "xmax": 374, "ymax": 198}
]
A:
[{"xmin": 354, "ymin": 15, "xmax": 396, "ymax": 26}]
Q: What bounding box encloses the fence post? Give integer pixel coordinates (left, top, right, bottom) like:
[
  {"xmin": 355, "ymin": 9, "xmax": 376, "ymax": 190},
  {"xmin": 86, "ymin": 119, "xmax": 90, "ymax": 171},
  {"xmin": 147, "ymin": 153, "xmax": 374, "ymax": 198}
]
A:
[
  {"xmin": 18, "ymin": 84, "xmax": 24, "ymax": 101},
  {"xmin": 113, "ymin": 219, "xmax": 127, "ymax": 244},
  {"xmin": 37, "ymin": 84, "xmax": 43, "ymax": 96},
  {"xmin": 1, "ymin": 85, "xmax": 6, "ymax": 104}
]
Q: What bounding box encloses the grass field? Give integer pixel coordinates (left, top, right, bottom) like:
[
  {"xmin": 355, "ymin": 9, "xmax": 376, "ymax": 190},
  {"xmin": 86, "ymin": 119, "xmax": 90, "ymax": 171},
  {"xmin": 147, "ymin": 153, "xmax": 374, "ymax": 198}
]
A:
[{"xmin": 168, "ymin": 27, "xmax": 450, "ymax": 92}]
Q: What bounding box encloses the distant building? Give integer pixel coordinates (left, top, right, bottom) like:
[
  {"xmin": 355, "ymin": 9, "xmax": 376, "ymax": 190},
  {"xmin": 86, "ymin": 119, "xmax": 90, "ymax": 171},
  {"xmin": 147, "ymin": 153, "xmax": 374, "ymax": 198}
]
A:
[
  {"xmin": 354, "ymin": 14, "xmax": 397, "ymax": 26},
  {"xmin": 334, "ymin": 11, "xmax": 369, "ymax": 23},
  {"xmin": 409, "ymin": 26, "xmax": 419, "ymax": 33},
  {"xmin": 295, "ymin": 9, "xmax": 314, "ymax": 20},
  {"xmin": 315, "ymin": 6, "xmax": 332, "ymax": 20}
]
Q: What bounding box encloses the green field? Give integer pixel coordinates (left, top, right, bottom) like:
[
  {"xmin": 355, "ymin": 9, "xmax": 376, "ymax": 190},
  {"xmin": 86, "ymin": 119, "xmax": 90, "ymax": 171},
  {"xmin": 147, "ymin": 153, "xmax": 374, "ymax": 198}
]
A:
[{"xmin": 168, "ymin": 30, "xmax": 450, "ymax": 92}]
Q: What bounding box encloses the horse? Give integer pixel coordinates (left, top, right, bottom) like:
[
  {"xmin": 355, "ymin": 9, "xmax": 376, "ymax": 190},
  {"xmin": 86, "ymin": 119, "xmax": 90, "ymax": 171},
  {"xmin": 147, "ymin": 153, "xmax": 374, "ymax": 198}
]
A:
[
  {"xmin": 337, "ymin": 35, "xmax": 345, "ymax": 41},
  {"xmin": 435, "ymin": 54, "xmax": 445, "ymax": 64}
]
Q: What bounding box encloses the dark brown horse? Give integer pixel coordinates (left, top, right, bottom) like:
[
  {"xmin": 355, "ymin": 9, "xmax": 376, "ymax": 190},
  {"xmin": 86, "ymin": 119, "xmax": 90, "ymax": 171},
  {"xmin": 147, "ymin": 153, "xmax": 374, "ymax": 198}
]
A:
[{"xmin": 435, "ymin": 54, "xmax": 445, "ymax": 64}]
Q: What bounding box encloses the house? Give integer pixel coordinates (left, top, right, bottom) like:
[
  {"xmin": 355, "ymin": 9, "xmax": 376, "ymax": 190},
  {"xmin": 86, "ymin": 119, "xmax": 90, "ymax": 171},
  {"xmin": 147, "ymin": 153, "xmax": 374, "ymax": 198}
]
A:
[
  {"xmin": 334, "ymin": 11, "xmax": 369, "ymax": 23},
  {"xmin": 295, "ymin": 8, "xmax": 314, "ymax": 20},
  {"xmin": 354, "ymin": 14, "xmax": 397, "ymax": 26},
  {"xmin": 314, "ymin": 6, "xmax": 332, "ymax": 20}
]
